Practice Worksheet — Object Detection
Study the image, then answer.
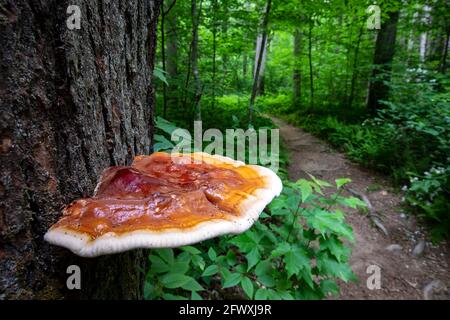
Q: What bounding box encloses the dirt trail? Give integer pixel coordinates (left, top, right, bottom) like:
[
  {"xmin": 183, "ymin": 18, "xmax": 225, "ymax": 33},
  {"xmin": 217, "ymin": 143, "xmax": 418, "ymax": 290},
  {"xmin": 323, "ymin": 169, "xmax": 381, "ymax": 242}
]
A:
[{"xmin": 272, "ymin": 117, "xmax": 450, "ymax": 300}]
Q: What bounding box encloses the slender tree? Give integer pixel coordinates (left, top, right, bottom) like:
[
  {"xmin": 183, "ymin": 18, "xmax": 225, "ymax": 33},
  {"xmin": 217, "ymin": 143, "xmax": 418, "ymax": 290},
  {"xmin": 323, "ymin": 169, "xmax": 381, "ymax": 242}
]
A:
[
  {"xmin": 293, "ymin": 28, "xmax": 302, "ymax": 108},
  {"xmin": 307, "ymin": 15, "xmax": 314, "ymax": 110},
  {"xmin": 166, "ymin": 11, "xmax": 179, "ymax": 110},
  {"xmin": 249, "ymin": 0, "xmax": 272, "ymax": 125},
  {"xmin": 191, "ymin": 0, "xmax": 203, "ymax": 121},
  {"xmin": 211, "ymin": 0, "xmax": 218, "ymax": 108},
  {"xmin": 160, "ymin": 0, "xmax": 177, "ymax": 118},
  {"xmin": 348, "ymin": 23, "xmax": 364, "ymax": 109},
  {"xmin": 367, "ymin": 10, "xmax": 400, "ymax": 115}
]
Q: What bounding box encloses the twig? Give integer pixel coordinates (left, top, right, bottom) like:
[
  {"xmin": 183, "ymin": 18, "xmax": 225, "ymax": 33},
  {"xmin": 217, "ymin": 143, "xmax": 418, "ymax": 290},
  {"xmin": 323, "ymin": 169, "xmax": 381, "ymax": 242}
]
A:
[{"xmin": 343, "ymin": 186, "xmax": 389, "ymax": 236}]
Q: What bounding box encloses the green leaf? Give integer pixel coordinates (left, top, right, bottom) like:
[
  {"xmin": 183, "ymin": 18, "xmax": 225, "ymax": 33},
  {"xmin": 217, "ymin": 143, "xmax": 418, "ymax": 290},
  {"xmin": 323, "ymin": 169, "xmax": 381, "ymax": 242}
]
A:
[
  {"xmin": 255, "ymin": 260, "xmax": 272, "ymax": 277},
  {"xmin": 153, "ymin": 67, "xmax": 169, "ymax": 85},
  {"xmin": 148, "ymin": 255, "xmax": 170, "ymax": 274},
  {"xmin": 155, "ymin": 116, "xmax": 178, "ymax": 135},
  {"xmin": 284, "ymin": 246, "xmax": 310, "ymax": 278},
  {"xmin": 255, "ymin": 288, "xmax": 269, "ymax": 300},
  {"xmin": 202, "ymin": 264, "xmax": 219, "ymax": 277},
  {"xmin": 163, "ymin": 293, "xmax": 188, "ymax": 300},
  {"xmin": 277, "ymin": 290, "xmax": 294, "ymax": 300},
  {"xmin": 271, "ymin": 242, "xmax": 291, "ymax": 257},
  {"xmin": 181, "ymin": 277, "xmax": 204, "ymax": 291},
  {"xmin": 156, "ymin": 248, "xmax": 174, "ymax": 265},
  {"xmin": 258, "ymin": 273, "xmax": 276, "ymax": 288},
  {"xmin": 320, "ymin": 279, "xmax": 339, "ymax": 297},
  {"xmin": 191, "ymin": 291, "xmax": 203, "ymax": 300},
  {"xmin": 160, "ymin": 273, "xmax": 191, "ymax": 289},
  {"xmin": 229, "ymin": 233, "xmax": 255, "ymax": 253},
  {"xmin": 208, "ymin": 247, "xmax": 217, "ymax": 261},
  {"xmin": 246, "ymin": 247, "xmax": 260, "ymax": 271},
  {"xmin": 319, "ymin": 235, "xmax": 351, "ymax": 263},
  {"xmin": 180, "ymin": 246, "xmax": 201, "ymax": 255},
  {"xmin": 222, "ymin": 273, "xmax": 242, "ymax": 289},
  {"xmin": 192, "ymin": 255, "xmax": 205, "ymax": 271},
  {"xmin": 308, "ymin": 173, "xmax": 332, "ymax": 187},
  {"xmin": 226, "ymin": 250, "xmax": 237, "ymax": 266},
  {"xmin": 297, "ymin": 179, "xmax": 313, "ymax": 202},
  {"xmin": 241, "ymin": 277, "xmax": 254, "ymax": 299},
  {"xmin": 335, "ymin": 178, "xmax": 352, "ymax": 189},
  {"xmin": 143, "ymin": 282, "xmax": 154, "ymax": 300},
  {"xmin": 171, "ymin": 260, "xmax": 190, "ymax": 274},
  {"xmin": 306, "ymin": 209, "xmax": 354, "ymax": 241},
  {"xmin": 316, "ymin": 252, "xmax": 357, "ymax": 282},
  {"xmin": 153, "ymin": 134, "xmax": 175, "ymax": 152},
  {"xmin": 337, "ymin": 196, "xmax": 366, "ymax": 209}
]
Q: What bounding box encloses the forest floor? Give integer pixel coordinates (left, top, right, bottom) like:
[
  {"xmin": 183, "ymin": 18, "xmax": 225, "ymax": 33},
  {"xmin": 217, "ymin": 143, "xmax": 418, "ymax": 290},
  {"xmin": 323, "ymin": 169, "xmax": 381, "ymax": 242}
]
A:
[{"xmin": 271, "ymin": 117, "xmax": 450, "ymax": 300}]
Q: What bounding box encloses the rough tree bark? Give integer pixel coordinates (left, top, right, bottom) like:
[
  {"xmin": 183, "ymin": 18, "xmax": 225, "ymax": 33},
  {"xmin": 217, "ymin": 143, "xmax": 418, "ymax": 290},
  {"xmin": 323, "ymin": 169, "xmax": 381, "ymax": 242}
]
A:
[
  {"xmin": 367, "ymin": 10, "xmax": 399, "ymax": 116},
  {"xmin": 0, "ymin": 0, "xmax": 161, "ymax": 299}
]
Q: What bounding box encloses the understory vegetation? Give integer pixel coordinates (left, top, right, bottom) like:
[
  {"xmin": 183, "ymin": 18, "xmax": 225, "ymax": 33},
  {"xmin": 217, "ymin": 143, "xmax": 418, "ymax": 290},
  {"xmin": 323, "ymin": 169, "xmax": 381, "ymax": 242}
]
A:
[
  {"xmin": 149, "ymin": 0, "xmax": 449, "ymax": 299},
  {"xmin": 148, "ymin": 117, "xmax": 364, "ymax": 299},
  {"xmin": 269, "ymin": 68, "xmax": 449, "ymax": 240}
]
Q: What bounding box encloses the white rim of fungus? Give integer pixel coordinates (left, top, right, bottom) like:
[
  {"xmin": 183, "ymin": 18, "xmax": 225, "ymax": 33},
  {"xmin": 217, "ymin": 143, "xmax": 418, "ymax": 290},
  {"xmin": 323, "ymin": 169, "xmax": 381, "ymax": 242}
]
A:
[{"xmin": 44, "ymin": 153, "xmax": 283, "ymax": 257}]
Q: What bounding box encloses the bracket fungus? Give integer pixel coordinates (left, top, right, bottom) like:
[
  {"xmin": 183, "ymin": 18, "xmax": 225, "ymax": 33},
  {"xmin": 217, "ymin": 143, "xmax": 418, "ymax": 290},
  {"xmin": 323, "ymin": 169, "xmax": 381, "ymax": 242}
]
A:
[{"xmin": 44, "ymin": 152, "xmax": 282, "ymax": 257}]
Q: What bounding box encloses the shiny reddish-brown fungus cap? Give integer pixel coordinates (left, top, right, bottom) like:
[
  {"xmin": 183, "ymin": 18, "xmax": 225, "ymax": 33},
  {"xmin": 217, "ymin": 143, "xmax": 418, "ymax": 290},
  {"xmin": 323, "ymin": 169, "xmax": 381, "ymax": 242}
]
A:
[{"xmin": 44, "ymin": 152, "xmax": 282, "ymax": 257}]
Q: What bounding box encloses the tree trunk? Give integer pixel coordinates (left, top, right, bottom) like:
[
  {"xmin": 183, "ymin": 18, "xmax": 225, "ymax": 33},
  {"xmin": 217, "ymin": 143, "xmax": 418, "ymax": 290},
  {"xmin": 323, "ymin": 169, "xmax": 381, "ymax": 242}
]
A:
[
  {"xmin": 248, "ymin": 0, "xmax": 272, "ymax": 125},
  {"xmin": 293, "ymin": 28, "xmax": 302, "ymax": 108},
  {"xmin": 243, "ymin": 54, "xmax": 248, "ymax": 80},
  {"xmin": 161, "ymin": 0, "xmax": 177, "ymax": 117},
  {"xmin": 0, "ymin": 0, "xmax": 161, "ymax": 299},
  {"xmin": 439, "ymin": 32, "xmax": 449, "ymax": 73},
  {"xmin": 253, "ymin": 34, "xmax": 268, "ymax": 96},
  {"xmin": 366, "ymin": 10, "xmax": 399, "ymax": 116},
  {"xmin": 211, "ymin": 0, "xmax": 218, "ymax": 108},
  {"xmin": 308, "ymin": 16, "xmax": 314, "ymax": 110},
  {"xmin": 166, "ymin": 11, "xmax": 179, "ymax": 110},
  {"xmin": 348, "ymin": 24, "xmax": 364, "ymax": 109},
  {"xmin": 191, "ymin": 0, "xmax": 203, "ymax": 121}
]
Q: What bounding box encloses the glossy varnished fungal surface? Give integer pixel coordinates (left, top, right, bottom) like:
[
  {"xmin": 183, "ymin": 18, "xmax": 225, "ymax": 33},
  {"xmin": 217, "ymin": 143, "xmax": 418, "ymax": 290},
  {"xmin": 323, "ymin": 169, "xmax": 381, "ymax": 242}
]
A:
[{"xmin": 49, "ymin": 152, "xmax": 269, "ymax": 240}]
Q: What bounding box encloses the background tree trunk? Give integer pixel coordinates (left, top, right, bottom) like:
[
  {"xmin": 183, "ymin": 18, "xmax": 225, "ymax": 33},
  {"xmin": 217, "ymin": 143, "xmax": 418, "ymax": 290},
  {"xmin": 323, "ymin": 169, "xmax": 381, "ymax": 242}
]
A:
[
  {"xmin": 248, "ymin": 0, "xmax": 272, "ymax": 125},
  {"xmin": 253, "ymin": 34, "xmax": 268, "ymax": 96},
  {"xmin": 166, "ymin": 12, "xmax": 179, "ymax": 110},
  {"xmin": 366, "ymin": 10, "xmax": 399, "ymax": 116},
  {"xmin": 308, "ymin": 16, "xmax": 314, "ymax": 111},
  {"xmin": 348, "ymin": 24, "xmax": 364, "ymax": 109},
  {"xmin": 0, "ymin": 0, "xmax": 161, "ymax": 299},
  {"xmin": 293, "ymin": 28, "xmax": 302, "ymax": 108},
  {"xmin": 191, "ymin": 0, "xmax": 203, "ymax": 121}
]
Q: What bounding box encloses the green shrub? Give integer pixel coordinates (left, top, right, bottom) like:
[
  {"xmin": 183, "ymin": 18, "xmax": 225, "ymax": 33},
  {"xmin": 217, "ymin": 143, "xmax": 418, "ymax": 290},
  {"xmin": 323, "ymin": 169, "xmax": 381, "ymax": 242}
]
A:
[
  {"xmin": 144, "ymin": 177, "xmax": 362, "ymax": 300},
  {"xmin": 272, "ymin": 68, "xmax": 450, "ymax": 239},
  {"xmin": 148, "ymin": 117, "xmax": 360, "ymax": 300}
]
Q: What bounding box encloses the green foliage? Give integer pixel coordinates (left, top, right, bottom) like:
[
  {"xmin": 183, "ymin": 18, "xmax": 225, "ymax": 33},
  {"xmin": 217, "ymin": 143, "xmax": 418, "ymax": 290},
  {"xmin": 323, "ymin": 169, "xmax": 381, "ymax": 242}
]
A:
[
  {"xmin": 145, "ymin": 177, "xmax": 361, "ymax": 300},
  {"xmin": 273, "ymin": 68, "xmax": 450, "ymax": 239},
  {"xmin": 405, "ymin": 167, "xmax": 450, "ymax": 241}
]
